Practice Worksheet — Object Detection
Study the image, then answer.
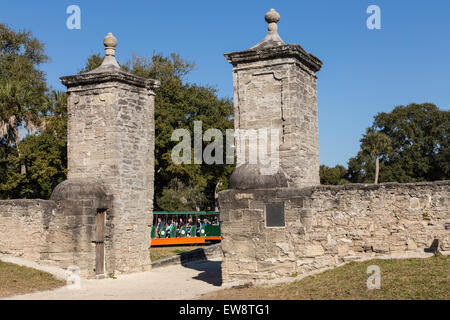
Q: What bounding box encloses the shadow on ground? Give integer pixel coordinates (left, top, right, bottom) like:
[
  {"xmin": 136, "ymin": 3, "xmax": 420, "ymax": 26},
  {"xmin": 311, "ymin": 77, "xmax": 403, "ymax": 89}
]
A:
[
  {"xmin": 424, "ymin": 239, "xmax": 440, "ymax": 254},
  {"xmin": 180, "ymin": 249, "xmax": 222, "ymax": 286}
]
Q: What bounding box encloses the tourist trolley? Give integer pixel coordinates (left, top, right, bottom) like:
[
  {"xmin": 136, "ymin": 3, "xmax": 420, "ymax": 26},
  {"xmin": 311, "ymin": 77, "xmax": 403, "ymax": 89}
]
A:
[{"xmin": 150, "ymin": 211, "xmax": 221, "ymax": 246}]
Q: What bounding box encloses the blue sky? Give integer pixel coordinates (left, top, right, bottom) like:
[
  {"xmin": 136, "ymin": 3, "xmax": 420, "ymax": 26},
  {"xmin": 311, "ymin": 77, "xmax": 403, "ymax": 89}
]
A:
[{"xmin": 1, "ymin": 0, "xmax": 449, "ymax": 167}]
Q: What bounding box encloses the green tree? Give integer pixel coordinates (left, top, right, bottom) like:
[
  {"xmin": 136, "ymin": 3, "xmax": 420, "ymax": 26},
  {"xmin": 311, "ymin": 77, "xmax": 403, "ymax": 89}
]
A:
[
  {"xmin": 0, "ymin": 91, "xmax": 67, "ymax": 199},
  {"xmin": 319, "ymin": 165, "xmax": 350, "ymax": 185},
  {"xmin": 0, "ymin": 24, "xmax": 53, "ymax": 199},
  {"xmin": 360, "ymin": 131, "xmax": 391, "ymax": 184},
  {"xmin": 156, "ymin": 178, "xmax": 207, "ymax": 211},
  {"xmin": 348, "ymin": 103, "xmax": 449, "ymax": 183},
  {"xmin": 78, "ymin": 53, "xmax": 103, "ymax": 74}
]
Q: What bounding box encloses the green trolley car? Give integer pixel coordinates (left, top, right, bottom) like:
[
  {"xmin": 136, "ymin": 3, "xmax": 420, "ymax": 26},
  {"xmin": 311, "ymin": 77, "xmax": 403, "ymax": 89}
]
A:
[{"xmin": 150, "ymin": 211, "xmax": 221, "ymax": 246}]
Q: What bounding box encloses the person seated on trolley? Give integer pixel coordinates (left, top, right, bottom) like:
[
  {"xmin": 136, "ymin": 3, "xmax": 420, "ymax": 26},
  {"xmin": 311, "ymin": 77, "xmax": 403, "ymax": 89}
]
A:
[
  {"xmin": 176, "ymin": 218, "xmax": 184, "ymax": 237},
  {"xmin": 196, "ymin": 218, "xmax": 202, "ymax": 236},
  {"xmin": 156, "ymin": 217, "xmax": 165, "ymax": 238},
  {"xmin": 165, "ymin": 220, "xmax": 174, "ymax": 238}
]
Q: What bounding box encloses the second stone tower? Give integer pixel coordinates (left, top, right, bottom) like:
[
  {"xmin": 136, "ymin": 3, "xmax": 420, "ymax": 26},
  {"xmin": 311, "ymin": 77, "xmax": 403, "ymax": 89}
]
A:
[{"xmin": 225, "ymin": 9, "xmax": 323, "ymax": 188}]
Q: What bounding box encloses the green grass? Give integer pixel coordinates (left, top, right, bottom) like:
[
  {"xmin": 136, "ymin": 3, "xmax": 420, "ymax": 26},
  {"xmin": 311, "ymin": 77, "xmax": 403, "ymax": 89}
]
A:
[
  {"xmin": 0, "ymin": 260, "xmax": 65, "ymax": 298},
  {"xmin": 150, "ymin": 245, "xmax": 205, "ymax": 262},
  {"xmin": 205, "ymin": 255, "xmax": 449, "ymax": 300}
]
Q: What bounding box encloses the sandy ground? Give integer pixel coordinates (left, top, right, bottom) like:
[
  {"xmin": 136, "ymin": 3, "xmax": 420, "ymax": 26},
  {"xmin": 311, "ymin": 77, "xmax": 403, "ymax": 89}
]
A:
[
  {"xmin": 2, "ymin": 250, "xmax": 442, "ymax": 300},
  {"xmin": 3, "ymin": 258, "xmax": 223, "ymax": 300}
]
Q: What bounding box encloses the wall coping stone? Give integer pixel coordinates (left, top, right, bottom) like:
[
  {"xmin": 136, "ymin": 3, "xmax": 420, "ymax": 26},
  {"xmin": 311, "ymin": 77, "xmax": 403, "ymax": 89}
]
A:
[
  {"xmin": 224, "ymin": 44, "xmax": 323, "ymax": 72},
  {"xmin": 50, "ymin": 178, "xmax": 108, "ymax": 201},
  {"xmin": 60, "ymin": 70, "xmax": 160, "ymax": 90},
  {"xmin": 221, "ymin": 180, "xmax": 450, "ymax": 197},
  {"xmin": 229, "ymin": 164, "xmax": 289, "ymax": 190}
]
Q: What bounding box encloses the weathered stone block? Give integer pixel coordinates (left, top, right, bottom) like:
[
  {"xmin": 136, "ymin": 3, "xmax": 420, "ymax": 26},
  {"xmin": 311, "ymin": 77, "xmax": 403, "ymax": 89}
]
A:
[{"xmin": 304, "ymin": 244, "xmax": 325, "ymax": 257}]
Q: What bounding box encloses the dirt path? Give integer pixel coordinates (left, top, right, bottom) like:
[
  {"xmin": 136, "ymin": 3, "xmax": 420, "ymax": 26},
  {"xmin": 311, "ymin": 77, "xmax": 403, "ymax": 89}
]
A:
[
  {"xmin": 5, "ymin": 251, "xmax": 437, "ymax": 300},
  {"xmin": 4, "ymin": 258, "xmax": 223, "ymax": 300}
]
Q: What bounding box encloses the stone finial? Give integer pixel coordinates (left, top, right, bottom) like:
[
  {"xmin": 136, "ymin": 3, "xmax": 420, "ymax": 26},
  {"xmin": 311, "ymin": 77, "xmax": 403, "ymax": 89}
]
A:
[
  {"xmin": 82, "ymin": 32, "xmax": 121, "ymax": 72},
  {"xmin": 247, "ymin": 8, "xmax": 285, "ymax": 50},
  {"xmin": 104, "ymin": 32, "xmax": 117, "ymax": 56},
  {"xmin": 265, "ymin": 8, "xmax": 280, "ymax": 32}
]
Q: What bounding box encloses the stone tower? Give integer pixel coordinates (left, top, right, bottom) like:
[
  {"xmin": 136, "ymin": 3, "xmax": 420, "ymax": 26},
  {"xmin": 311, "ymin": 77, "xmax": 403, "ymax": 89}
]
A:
[
  {"xmin": 225, "ymin": 9, "xmax": 322, "ymax": 188},
  {"xmin": 60, "ymin": 33, "xmax": 159, "ymax": 275}
]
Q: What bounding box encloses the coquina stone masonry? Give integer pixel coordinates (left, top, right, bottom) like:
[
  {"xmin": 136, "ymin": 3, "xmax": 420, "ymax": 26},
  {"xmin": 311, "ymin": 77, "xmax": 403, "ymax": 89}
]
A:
[
  {"xmin": 0, "ymin": 179, "xmax": 111, "ymax": 278},
  {"xmin": 60, "ymin": 33, "xmax": 159, "ymax": 275},
  {"xmin": 219, "ymin": 181, "xmax": 450, "ymax": 283},
  {"xmin": 225, "ymin": 9, "xmax": 322, "ymax": 188},
  {"xmin": 0, "ymin": 200, "xmax": 56, "ymax": 262},
  {"xmin": 0, "ymin": 33, "xmax": 159, "ymax": 279},
  {"xmin": 219, "ymin": 9, "xmax": 450, "ymax": 284}
]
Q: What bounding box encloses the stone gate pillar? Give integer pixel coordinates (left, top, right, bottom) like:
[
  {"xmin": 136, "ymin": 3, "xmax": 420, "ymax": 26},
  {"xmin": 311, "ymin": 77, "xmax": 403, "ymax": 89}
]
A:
[
  {"xmin": 60, "ymin": 33, "xmax": 159, "ymax": 275},
  {"xmin": 224, "ymin": 9, "xmax": 322, "ymax": 188}
]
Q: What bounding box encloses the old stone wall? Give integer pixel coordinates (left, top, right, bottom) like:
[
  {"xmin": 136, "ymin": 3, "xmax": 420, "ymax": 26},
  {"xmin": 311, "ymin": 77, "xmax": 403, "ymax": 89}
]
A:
[
  {"xmin": 0, "ymin": 200, "xmax": 56, "ymax": 261},
  {"xmin": 219, "ymin": 181, "xmax": 450, "ymax": 282},
  {"xmin": 0, "ymin": 180, "xmax": 112, "ymax": 278},
  {"xmin": 1, "ymin": 34, "xmax": 158, "ymax": 279}
]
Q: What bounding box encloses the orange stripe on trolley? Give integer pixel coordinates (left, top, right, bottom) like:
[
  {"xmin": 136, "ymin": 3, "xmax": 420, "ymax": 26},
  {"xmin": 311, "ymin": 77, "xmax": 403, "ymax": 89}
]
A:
[
  {"xmin": 205, "ymin": 236, "xmax": 222, "ymax": 241},
  {"xmin": 150, "ymin": 236, "xmax": 222, "ymax": 246}
]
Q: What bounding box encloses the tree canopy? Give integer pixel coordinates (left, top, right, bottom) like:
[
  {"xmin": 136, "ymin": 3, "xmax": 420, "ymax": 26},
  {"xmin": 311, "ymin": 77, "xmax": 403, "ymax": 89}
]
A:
[
  {"xmin": 1, "ymin": 27, "xmax": 235, "ymax": 208},
  {"xmin": 346, "ymin": 103, "xmax": 449, "ymax": 183},
  {"xmin": 0, "ymin": 23, "xmax": 48, "ymax": 146},
  {"xmin": 0, "ymin": 91, "xmax": 67, "ymax": 198},
  {"xmin": 319, "ymin": 165, "xmax": 349, "ymax": 185},
  {"xmin": 0, "ymin": 24, "xmax": 65, "ymax": 199}
]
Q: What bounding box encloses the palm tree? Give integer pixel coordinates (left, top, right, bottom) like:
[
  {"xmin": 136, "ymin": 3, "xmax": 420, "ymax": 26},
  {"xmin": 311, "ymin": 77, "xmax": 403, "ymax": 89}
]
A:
[
  {"xmin": 0, "ymin": 81, "xmax": 40, "ymax": 145},
  {"xmin": 0, "ymin": 81, "xmax": 43, "ymax": 175},
  {"xmin": 361, "ymin": 131, "xmax": 391, "ymax": 184}
]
